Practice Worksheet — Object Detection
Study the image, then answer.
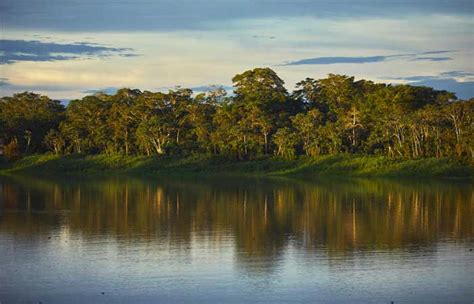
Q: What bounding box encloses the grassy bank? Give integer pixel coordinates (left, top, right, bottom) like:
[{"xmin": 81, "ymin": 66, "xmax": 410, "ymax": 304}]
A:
[{"xmin": 0, "ymin": 154, "xmax": 472, "ymax": 178}]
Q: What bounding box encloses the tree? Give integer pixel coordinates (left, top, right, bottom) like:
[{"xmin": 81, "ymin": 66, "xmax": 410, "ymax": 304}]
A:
[
  {"xmin": 292, "ymin": 78, "xmax": 326, "ymax": 113},
  {"xmin": 108, "ymin": 88, "xmax": 142, "ymax": 155},
  {"xmin": 0, "ymin": 70, "xmax": 471, "ymax": 162},
  {"xmin": 188, "ymin": 88, "xmax": 222, "ymax": 153},
  {"xmin": 211, "ymin": 102, "xmax": 247, "ymax": 158},
  {"xmin": 443, "ymin": 99, "xmax": 473, "ymax": 158},
  {"xmin": 3, "ymin": 138, "xmax": 20, "ymax": 161},
  {"xmin": 0, "ymin": 92, "xmax": 64, "ymax": 155},
  {"xmin": 291, "ymin": 109, "xmax": 323, "ymax": 156},
  {"xmin": 136, "ymin": 117, "xmax": 170, "ymax": 155},
  {"xmin": 273, "ymin": 127, "xmax": 297, "ymax": 160},
  {"xmin": 44, "ymin": 129, "xmax": 65, "ymax": 155},
  {"xmin": 232, "ymin": 68, "xmax": 291, "ymax": 155},
  {"xmin": 61, "ymin": 95, "xmax": 111, "ymax": 153},
  {"xmin": 132, "ymin": 92, "xmax": 170, "ymax": 155}
]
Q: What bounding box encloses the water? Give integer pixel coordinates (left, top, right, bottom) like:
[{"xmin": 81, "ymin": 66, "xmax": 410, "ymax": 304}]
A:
[{"xmin": 0, "ymin": 175, "xmax": 473, "ymax": 303}]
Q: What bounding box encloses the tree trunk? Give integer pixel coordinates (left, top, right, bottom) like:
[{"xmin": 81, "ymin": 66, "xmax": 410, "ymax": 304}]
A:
[
  {"xmin": 264, "ymin": 132, "xmax": 268, "ymax": 154},
  {"xmin": 125, "ymin": 129, "xmax": 129, "ymax": 155},
  {"xmin": 153, "ymin": 139, "xmax": 164, "ymax": 154},
  {"xmin": 243, "ymin": 135, "xmax": 247, "ymax": 156}
]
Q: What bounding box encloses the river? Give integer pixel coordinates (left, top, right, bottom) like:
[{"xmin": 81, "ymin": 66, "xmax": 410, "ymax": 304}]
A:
[{"xmin": 0, "ymin": 175, "xmax": 472, "ymax": 303}]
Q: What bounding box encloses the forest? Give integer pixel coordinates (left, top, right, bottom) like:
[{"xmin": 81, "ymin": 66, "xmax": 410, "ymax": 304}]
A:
[{"xmin": 0, "ymin": 68, "xmax": 472, "ymax": 162}]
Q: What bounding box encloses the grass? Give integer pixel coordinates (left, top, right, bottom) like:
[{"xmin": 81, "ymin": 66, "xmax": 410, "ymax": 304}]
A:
[{"xmin": 0, "ymin": 153, "xmax": 472, "ymax": 178}]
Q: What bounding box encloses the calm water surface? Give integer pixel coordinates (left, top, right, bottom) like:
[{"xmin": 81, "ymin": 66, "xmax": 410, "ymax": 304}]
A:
[{"xmin": 0, "ymin": 176, "xmax": 473, "ymax": 303}]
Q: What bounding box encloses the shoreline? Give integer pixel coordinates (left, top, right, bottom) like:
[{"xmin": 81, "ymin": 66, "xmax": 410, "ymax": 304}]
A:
[{"xmin": 1, "ymin": 154, "xmax": 472, "ymax": 179}]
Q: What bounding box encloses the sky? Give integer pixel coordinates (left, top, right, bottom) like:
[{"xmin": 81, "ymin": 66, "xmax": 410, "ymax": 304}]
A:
[{"xmin": 0, "ymin": 0, "xmax": 473, "ymax": 100}]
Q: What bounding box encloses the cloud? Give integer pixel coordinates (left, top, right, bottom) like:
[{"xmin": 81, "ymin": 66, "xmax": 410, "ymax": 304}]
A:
[
  {"xmin": 0, "ymin": 82, "xmax": 81, "ymax": 92},
  {"xmin": 284, "ymin": 56, "xmax": 387, "ymax": 65},
  {"xmin": 283, "ymin": 50, "xmax": 457, "ymax": 65},
  {"xmin": 411, "ymin": 57, "xmax": 452, "ymax": 61},
  {"xmin": 390, "ymin": 70, "xmax": 474, "ymax": 82},
  {"xmin": 419, "ymin": 50, "xmax": 456, "ymax": 55},
  {"xmin": 0, "ymin": 40, "xmax": 134, "ymax": 64},
  {"xmin": 252, "ymin": 35, "xmax": 276, "ymax": 40},
  {"xmin": 1, "ymin": 0, "xmax": 472, "ymax": 32},
  {"xmin": 80, "ymin": 85, "xmax": 233, "ymax": 96},
  {"xmin": 190, "ymin": 85, "xmax": 233, "ymax": 92},
  {"xmin": 389, "ymin": 71, "xmax": 474, "ymax": 99},
  {"xmin": 0, "ymin": 78, "xmax": 9, "ymax": 86},
  {"xmin": 81, "ymin": 87, "xmax": 119, "ymax": 95},
  {"xmin": 409, "ymin": 79, "xmax": 474, "ymax": 99},
  {"xmin": 439, "ymin": 71, "xmax": 474, "ymax": 78}
]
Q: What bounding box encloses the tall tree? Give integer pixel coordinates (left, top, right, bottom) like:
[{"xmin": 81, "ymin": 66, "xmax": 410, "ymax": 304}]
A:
[
  {"xmin": 232, "ymin": 68, "xmax": 291, "ymax": 155},
  {"xmin": 0, "ymin": 92, "xmax": 64, "ymax": 154},
  {"xmin": 62, "ymin": 95, "xmax": 111, "ymax": 153}
]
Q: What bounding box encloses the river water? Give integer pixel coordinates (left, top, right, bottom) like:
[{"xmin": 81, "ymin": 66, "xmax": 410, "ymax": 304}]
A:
[{"xmin": 0, "ymin": 176, "xmax": 472, "ymax": 303}]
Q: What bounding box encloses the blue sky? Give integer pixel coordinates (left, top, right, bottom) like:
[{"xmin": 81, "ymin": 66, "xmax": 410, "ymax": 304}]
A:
[{"xmin": 0, "ymin": 0, "xmax": 473, "ymax": 99}]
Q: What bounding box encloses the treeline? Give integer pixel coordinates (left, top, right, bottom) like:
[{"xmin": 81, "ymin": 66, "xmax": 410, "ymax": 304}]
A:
[{"xmin": 0, "ymin": 68, "xmax": 472, "ymax": 161}]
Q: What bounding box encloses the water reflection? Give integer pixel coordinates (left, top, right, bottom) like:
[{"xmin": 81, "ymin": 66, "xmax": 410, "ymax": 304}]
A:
[
  {"xmin": 1, "ymin": 175, "xmax": 473, "ymax": 303},
  {"xmin": 1, "ymin": 176, "xmax": 472, "ymax": 259}
]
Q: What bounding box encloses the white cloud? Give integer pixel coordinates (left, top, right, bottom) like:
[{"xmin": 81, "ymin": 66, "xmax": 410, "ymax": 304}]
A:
[{"xmin": 1, "ymin": 13, "xmax": 473, "ymax": 98}]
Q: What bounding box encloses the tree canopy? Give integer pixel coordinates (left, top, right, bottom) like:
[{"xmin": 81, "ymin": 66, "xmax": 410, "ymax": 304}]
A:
[{"xmin": 1, "ymin": 68, "xmax": 472, "ymax": 161}]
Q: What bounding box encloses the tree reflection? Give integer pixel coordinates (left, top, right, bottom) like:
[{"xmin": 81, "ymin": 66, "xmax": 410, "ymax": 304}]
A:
[{"xmin": 0, "ymin": 176, "xmax": 472, "ymax": 273}]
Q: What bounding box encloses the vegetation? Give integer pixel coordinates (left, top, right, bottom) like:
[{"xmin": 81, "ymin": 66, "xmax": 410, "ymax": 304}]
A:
[
  {"xmin": 1, "ymin": 154, "xmax": 471, "ymax": 178},
  {"xmin": 0, "ymin": 68, "xmax": 472, "ymax": 176}
]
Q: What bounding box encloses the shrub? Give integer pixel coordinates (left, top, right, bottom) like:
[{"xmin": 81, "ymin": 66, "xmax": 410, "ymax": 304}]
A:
[{"xmin": 4, "ymin": 139, "xmax": 21, "ymax": 161}]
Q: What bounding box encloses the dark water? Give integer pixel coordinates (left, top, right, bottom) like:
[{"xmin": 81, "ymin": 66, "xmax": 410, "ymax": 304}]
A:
[{"xmin": 0, "ymin": 175, "xmax": 473, "ymax": 303}]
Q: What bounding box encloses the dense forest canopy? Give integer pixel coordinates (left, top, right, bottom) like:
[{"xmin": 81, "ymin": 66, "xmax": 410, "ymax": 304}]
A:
[{"xmin": 0, "ymin": 68, "xmax": 472, "ymax": 161}]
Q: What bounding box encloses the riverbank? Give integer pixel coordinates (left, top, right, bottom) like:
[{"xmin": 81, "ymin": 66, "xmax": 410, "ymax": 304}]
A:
[{"xmin": 0, "ymin": 154, "xmax": 472, "ymax": 178}]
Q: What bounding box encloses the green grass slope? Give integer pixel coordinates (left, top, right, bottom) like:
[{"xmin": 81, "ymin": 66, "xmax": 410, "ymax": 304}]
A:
[{"xmin": 0, "ymin": 154, "xmax": 472, "ymax": 178}]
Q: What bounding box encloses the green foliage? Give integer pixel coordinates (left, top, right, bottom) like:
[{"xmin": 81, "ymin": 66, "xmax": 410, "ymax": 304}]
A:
[
  {"xmin": 0, "ymin": 68, "xmax": 472, "ymax": 166},
  {"xmin": 44, "ymin": 129, "xmax": 65, "ymax": 155},
  {"xmin": 273, "ymin": 127, "xmax": 297, "ymax": 160},
  {"xmin": 291, "ymin": 109, "xmax": 323, "ymax": 156},
  {"xmin": 4, "ymin": 138, "xmax": 21, "ymax": 161},
  {"xmin": 0, "ymin": 92, "xmax": 64, "ymax": 154},
  {"xmin": 2, "ymin": 154, "xmax": 471, "ymax": 178}
]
